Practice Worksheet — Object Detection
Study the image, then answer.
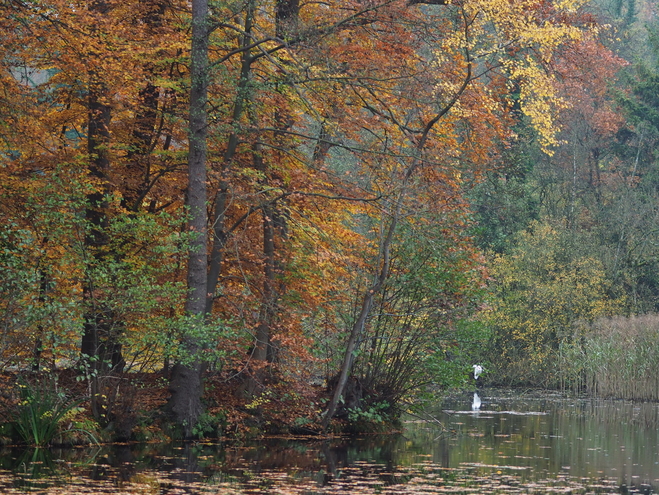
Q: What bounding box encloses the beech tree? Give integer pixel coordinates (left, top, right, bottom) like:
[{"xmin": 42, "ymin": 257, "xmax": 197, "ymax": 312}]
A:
[{"xmin": 167, "ymin": 0, "xmax": 209, "ymax": 436}]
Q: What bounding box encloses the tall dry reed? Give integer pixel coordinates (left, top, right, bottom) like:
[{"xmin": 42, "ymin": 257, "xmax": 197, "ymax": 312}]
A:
[{"xmin": 563, "ymin": 314, "xmax": 659, "ymax": 400}]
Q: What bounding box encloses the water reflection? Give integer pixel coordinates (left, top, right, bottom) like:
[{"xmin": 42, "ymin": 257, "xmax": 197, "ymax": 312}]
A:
[
  {"xmin": 0, "ymin": 391, "xmax": 657, "ymax": 494},
  {"xmin": 426, "ymin": 391, "xmax": 659, "ymax": 491},
  {"xmin": 471, "ymin": 392, "xmax": 481, "ymax": 410}
]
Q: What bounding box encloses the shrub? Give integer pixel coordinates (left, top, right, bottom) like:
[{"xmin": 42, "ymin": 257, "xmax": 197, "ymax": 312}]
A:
[
  {"xmin": 345, "ymin": 401, "xmax": 393, "ymax": 434},
  {"xmin": 484, "ymin": 221, "xmax": 624, "ymax": 386}
]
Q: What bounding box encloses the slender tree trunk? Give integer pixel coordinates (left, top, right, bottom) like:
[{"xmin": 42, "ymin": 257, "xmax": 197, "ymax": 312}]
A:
[
  {"xmin": 124, "ymin": 1, "xmax": 168, "ymax": 212},
  {"xmin": 254, "ymin": 207, "xmax": 276, "ymax": 362},
  {"xmin": 254, "ymin": 146, "xmax": 277, "ymax": 364},
  {"xmin": 321, "ymin": 189, "xmax": 401, "ymax": 430},
  {"xmin": 240, "ymin": 143, "xmax": 278, "ymax": 395},
  {"xmin": 205, "ymin": 181, "xmax": 228, "ymax": 314},
  {"xmin": 205, "ymin": 2, "xmax": 254, "ymax": 314},
  {"xmin": 250, "ymin": 0, "xmax": 300, "ymax": 365},
  {"xmin": 205, "ymin": 0, "xmax": 299, "ymax": 320},
  {"xmin": 167, "ymin": 0, "xmax": 209, "ymax": 437},
  {"xmin": 32, "ymin": 268, "xmax": 50, "ymax": 372},
  {"xmin": 124, "ymin": 81, "xmax": 160, "ymax": 211}
]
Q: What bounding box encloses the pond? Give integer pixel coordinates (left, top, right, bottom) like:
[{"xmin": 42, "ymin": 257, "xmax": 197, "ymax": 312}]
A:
[{"xmin": 1, "ymin": 389, "xmax": 658, "ymax": 494}]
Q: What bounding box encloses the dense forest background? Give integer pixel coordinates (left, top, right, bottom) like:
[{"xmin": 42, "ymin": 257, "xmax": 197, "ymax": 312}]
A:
[{"xmin": 1, "ymin": 0, "xmax": 659, "ymax": 441}]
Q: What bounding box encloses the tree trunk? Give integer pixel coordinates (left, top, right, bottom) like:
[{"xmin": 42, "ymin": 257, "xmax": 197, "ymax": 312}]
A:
[
  {"xmin": 205, "ymin": 181, "xmax": 228, "ymax": 314},
  {"xmin": 167, "ymin": 0, "xmax": 209, "ymax": 438},
  {"xmin": 254, "ymin": 201, "xmax": 277, "ymax": 363},
  {"xmin": 124, "ymin": 0, "xmax": 168, "ymax": 212},
  {"xmin": 81, "ymin": 71, "xmax": 128, "ymax": 420}
]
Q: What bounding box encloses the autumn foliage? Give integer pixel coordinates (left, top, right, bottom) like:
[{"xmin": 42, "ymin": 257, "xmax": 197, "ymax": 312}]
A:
[{"xmin": 0, "ymin": 0, "xmax": 627, "ymax": 437}]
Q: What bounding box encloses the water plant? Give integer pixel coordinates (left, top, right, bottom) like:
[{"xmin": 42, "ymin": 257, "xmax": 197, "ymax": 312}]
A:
[{"xmin": 12, "ymin": 376, "xmax": 87, "ymax": 446}]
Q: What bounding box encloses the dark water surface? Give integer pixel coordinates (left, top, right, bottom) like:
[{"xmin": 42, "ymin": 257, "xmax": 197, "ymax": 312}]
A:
[{"xmin": 1, "ymin": 390, "xmax": 658, "ymax": 493}]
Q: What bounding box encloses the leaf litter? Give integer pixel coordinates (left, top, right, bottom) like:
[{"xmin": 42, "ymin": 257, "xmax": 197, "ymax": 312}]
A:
[{"xmin": 0, "ymin": 459, "xmax": 641, "ymax": 494}]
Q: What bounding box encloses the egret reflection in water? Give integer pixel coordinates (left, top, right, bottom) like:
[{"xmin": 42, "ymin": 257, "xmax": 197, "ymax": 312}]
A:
[{"xmin": 472, "ymin": 392, "xmax": 481, "ymax": 410}]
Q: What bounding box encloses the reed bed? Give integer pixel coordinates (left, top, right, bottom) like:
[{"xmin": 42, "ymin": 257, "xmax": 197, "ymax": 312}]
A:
[{"xmin": 562, "ymin": 314, "xmax": 659, "ymax": 400}]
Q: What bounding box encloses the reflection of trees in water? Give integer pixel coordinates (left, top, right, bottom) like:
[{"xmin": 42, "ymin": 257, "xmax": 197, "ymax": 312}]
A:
[
  {"xmin": 218, "ymin": 435, "xmax": 409, "ymax": 485},
  {"xmin": 422, "ymin": 392, "xmax": 658, "ymax": 492},
  {"xmin": 168, "ymin": 443, "xmax": 205, "ymax": 485},
  {"xmin": 0, "ymin": 403, "xmax": 454, "ymax": 492},
  {"xmin": 1, "ymin": 446, "xmax": 103, "ymax": 491},
  {"xmin": 320, "ymin": 437, "xmax": 398, "ymax": 485},
  {"xmin": 92, "ymin": 444, "xmax": 136, "ymax": 483},
  {"xmin": 1, "ymin": 417, "xmax": 656, "ymax": 494},
  {"xmin": 201, "ymin": 434, "xmax": 435, "ymax": 488},
  {"xmin": 8, "ymin": 399, "xmax": 656, "ymax": 493},
  {"xmin": 553, "ymin": 399, "xmax": 659, "ymax": 488},
  {"xmin": 578, "ymin": 399, "xmax": 659, "ymax": 428}
]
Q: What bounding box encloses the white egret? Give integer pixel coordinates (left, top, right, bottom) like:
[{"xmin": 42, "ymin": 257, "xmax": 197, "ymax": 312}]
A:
[
  {"xmin": 473, "ymin": 364, "xmax": 483, "ymax": 380},
  {"xmin": 472, "ymin": 392, "xmax": 481, "ymax": 411}
]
